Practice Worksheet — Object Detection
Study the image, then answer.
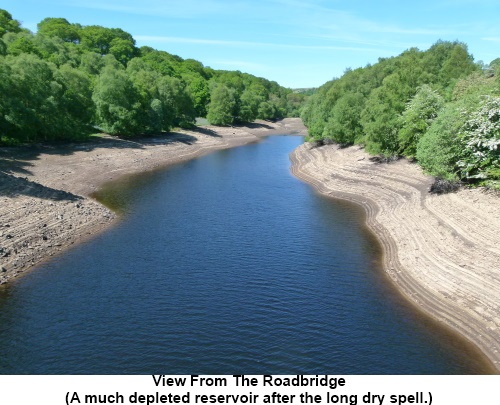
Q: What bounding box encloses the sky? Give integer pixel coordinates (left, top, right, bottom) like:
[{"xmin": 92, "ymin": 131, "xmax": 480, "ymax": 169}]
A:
[{"xmin": 2, "ymin": 0, "xmax": 500, "ymax": 88}]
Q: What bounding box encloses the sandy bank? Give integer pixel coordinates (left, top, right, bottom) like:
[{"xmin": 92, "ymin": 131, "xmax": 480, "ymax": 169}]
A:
[
  {"xmin": 290, "ymin": 142, "xmax": 500, "ymax": 372},
  {"xmin": 0, "ymin": 118, "xmax": 307, "ymax": 284}
]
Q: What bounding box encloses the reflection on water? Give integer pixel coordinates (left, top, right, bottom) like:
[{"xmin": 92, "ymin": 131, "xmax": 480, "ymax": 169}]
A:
[{"xmin": 0, "ymin": 136, "xmax": 493, "ymax": 374}]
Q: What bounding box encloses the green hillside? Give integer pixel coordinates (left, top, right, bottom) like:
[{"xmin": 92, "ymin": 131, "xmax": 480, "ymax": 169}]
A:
[
  {"xmin": 0, "ymin": 9, "xmax": 307, "ymax": 144},
  {"xmin": 301, "ymin": 42, "xmax": 500, "ymax": 188}
]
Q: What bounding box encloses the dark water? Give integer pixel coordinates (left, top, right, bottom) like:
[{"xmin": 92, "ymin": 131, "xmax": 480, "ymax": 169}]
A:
[{"xmin": 0, "ymin": 136, "xmax": 491, "ymax": 374}]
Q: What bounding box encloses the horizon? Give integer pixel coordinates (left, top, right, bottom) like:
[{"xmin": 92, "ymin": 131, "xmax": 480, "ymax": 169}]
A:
[{"xmin": 3, "ymin": 0, "xmax": 500, "ymax": 88}]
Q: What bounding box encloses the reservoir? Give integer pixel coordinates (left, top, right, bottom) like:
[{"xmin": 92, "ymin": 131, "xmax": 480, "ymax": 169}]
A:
[{"xmin": 0, "ymin": 135, "xmax": 489, "ymax": 374}]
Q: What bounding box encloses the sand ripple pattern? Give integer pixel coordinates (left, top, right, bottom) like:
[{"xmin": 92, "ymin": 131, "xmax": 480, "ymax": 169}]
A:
[{"xmin": 290, "ymin": 143, "xmax": 500, "ymax": 371}]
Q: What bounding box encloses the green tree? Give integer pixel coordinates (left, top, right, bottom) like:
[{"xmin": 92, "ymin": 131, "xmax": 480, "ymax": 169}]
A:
[
  {"xmin": 257, "ymin": 101, "xmax": 276, "ymax": 120},
  {"xmin": 0, "ymin": 9, "xmax": 21, "ymax": 37},
  {"xmin": 80, "ymin": 25, "xmax": 135, "ymax": 56},
  {"xmin": 207, "ymin": 85, "xmax": 237, "ymax": 125},
  {"xmin": 92, "ymin": 66, "xmax": 142, "ymax": 136},
  {"xmin": 360, "ymin": 74, "xmax": 405, "ymax": 155},
  {"xmin": 398, "ymin": 85, "xmax": 444, "ymax": 158},
  {"xmin": 140, "ymin": 49, "xmax": 179, "ymax": 77},
  {"xmin": 5, "ymin": 33, "xmax": 42, "ymax": 57},
  {"xmin": 456, "ymin": 96, "xmax": 500, "ymax": 185},
  {"xmin": 54, "ymin": 64, "xmax": 94, "ymax": 137},
  {"xmin": 159, "ymin": 76, "xmax": 196, "ymax": 128},
  {"xmin": 183, "ymin": 73, "xmax": 210, "ymax": 116},
  {"xmin": 37, "ymin": 18, "xmax": 80, "ymax": 43},
  {"xmin": 109, "ymin": 37, "xmax": 137, "ymax": 65},
  {"xmin": 286, "ymin": 92, "xmax": 307, "ymax": 117},
  {"xmin": 239, "ymin": 88, "xmax": 263, "ymax": 122},
  {"xmin": 181, "ymin": 58, "xmax": 208, "ymax": 78},
  {"xmin": 322, "ymin": 92, "xmax": 365, "ymax": 145},
  {"xmin": 79, "ymin": 52, "xmax": 104, "ymax": 75},
  {"xmin": 1, "ymin": 54, "xmax": 60, "ymax": 142},
  {"xmin": 0, "ymin": 56, "xmax": 15, "ymax": 142},
  {"xmin": 416, "ymin": 102, "xmax": 466, "ymax": 180},
  {"xmin": 439, "ymin": 43, "xmax": 477, "ymax": 87},
  {"xmin": 128, "ymin": 67, "xmax": 165, "ymax": 132}
]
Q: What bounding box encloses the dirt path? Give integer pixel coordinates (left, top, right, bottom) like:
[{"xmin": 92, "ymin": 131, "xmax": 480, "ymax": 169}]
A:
[
  {"xmin": 0, "ymin": 118, "xmax": 307, "ymax": 284},
  {"xmin": 290, "ymin": 142, "xmax": 500, "ymax": 372}
]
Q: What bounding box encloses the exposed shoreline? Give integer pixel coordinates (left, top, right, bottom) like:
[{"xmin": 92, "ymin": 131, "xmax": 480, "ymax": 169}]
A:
[
  {"xmin": 289, "ymin": 142, "xmax": 500, "ymax": 373},
  {"xmin": 2, "ymin": 117, "xmax": 499, "ymax": 372},
  {"xmin": 0, "ymin": 118, "xmax": 307, "ymax": 284}
]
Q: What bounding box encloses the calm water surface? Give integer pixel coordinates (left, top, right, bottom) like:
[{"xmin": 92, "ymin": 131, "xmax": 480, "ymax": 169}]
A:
[{"xmin": 0, "ymin": 136, "xmax": 490, "ymax": 374}]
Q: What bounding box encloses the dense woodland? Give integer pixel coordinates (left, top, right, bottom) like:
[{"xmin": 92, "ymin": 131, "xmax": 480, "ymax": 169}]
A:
[
  {"xmin": 301, "ymin": 41, "xmax": 500, "ymax": 188},
  {"xmin": 0, "ymin": 9, "xmax": 306, "ymax": 144},
  {"xmin": 1, "ymin": 9, "xmax": 499, "ymax": 188}
]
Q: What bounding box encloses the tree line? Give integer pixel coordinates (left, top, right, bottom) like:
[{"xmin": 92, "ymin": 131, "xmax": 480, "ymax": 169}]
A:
[
  {"xmin": 301, "ymin": 41, "xmax": 500, "ymax": 188},
  {"xmin": 0, "ymin": 9, "xmax": 307, "ymax": 144}
]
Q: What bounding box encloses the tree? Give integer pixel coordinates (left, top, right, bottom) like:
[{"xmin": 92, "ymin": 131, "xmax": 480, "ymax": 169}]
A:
[
  {"xmin": 109, "ymin": 37, "xmax": 137, "ymax": 65},
  {"xmin": 416, "ymin": 102, "xmax": 466, "ymax": 180},
  {"xmin": 360, "ymin": 74, "xmax": 405, "ymax": 155},
  {"xmin": 257, "ymin": 101, "xmax": 276, "ymax": 120},
  {"xmin": 207, "ymin": 85, "xmax": 237, "ymax": 125},
  {"xmin": 456, "ymin": 96, "xmax": 500, "ymax": 185},
  {"xmin": 0, "ymin": 56, "xmax": 15, "ymax": 142},
  {"xmin": 0, "ymin": 7, "xmax": 299, "ymax": 143},
  {"xmin": 0, "ymin": 9, "xmax": 21, "ymax": 37},
  {"xmin": 141, "ymin": 49, "xmax": 179, "ymax": 77},
  {"xmin": 92, "ymin": 66, "xmax": 142, "ymax": 136},
  {"xmin": 439, "ymin": 43, "xmax": 477, "ymax": 87},
  {"xmin": 398, "ymin": 85, "xmax": 444, "ymax": 158},
  {"xmin": 181, "ymin": 58, "xmax": 207, "ymax": 78},
  {"xmin": 79, "ymin": 52, "xmax": 104, "ymax": 75},
  {"xmin": 5, "ymin": 33, "xmax": 43, "ymax": 57},
  {"xmin": 129, "ymin": 67, "xmax": 168, "ymax": 132},
  {"xmin": 322, "ymin": 92, "xmax": 365, "ymax": 145},
  {"xmin": 239, "ymin": 88, "xmax": 263, "ymax": 122},
  {"xmin": 54, "ymin": 64, "xmax": 94, "ymax": 137},
  {"xmin": 1, "ymin": 54, "xmax": 60, "ymax": 142},
  {"xmin": 37, "ymin": 18, "xmax": 80, "ymax": 43},
  {"xmin": 158, "ymin": 76, "xmax": 196, "ymax": 128},
  {"xmin": 80, "ymin": 25, "xmax": 135, "ymax": 55},
  {"xmin": 183, "ymin": 73, "xmax": 210, "ymax": 117}
]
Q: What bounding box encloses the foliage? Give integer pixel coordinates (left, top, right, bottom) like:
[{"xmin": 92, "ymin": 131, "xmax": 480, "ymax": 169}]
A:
[
  {"xmin": 322, "ymin": 92, "xmax": 365, "ymax": 144},
  {"xmin": 456, "ymin": 96, "xmax": 500, "ymax": 186},
  {"xmin": 0, "ymin": 8, "xmax": 301, "ymax": 145},
  {"xmin": 416, "ymin": 102, "xmax": 466, "ymax": 180},
  {"xmin": 92, "ymin": 66, "xmax": 142, "ymax": 136},
  {"xmin": 184, "ymin": 73, "xmax": 210, "ymax": 117},
  {"xmin": 239, "ymin": 88, "xmax": 263, "ymax": 122},
  {"xmin": 451, "ymin": 71, "xmax": 498, "ymax": 101},
  {"xmin": 0, "ymin": 9, "xmax": 21, "ymax": 37},
  {"xmin": 0, "ymin": 53, "xmax": 93, "ymax": 143},
  {"xmin": 207, "ymin": 85, "xmax": 237, "ymax": 126},
  {"xmin": 37, "ymin": 18, "xmax": 80, "ymax": 43},
  {"xmin": 398, "ymin": 85, "xmax": 444, "ymax": 158},
  {"xmin": 301, "ymin": 39, "xmax": 500, "ymax": 188}
]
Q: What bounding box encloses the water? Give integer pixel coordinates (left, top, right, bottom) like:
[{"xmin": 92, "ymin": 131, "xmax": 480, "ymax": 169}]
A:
[{"xmin": 0, "ymin": 136, "xmax": 491, "ymax": 374}]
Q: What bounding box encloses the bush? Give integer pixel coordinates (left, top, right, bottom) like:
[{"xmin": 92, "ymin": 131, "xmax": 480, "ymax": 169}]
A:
[
  {"xmin": 456, "ymin": 96, "xmax": 500, "ymax": 185},
  {"xmin": 398, "ymin": 85, "xmax": 444, "ymax": 158},
  {"xmin": 416, "ymin": 102, "xmax": 465, "ymax": 180}
]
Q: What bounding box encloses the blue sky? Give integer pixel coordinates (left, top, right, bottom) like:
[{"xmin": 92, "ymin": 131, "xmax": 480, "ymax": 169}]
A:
[{"xmin": 3, "ymin": 0, "xmax": 499, "ymax": 88}]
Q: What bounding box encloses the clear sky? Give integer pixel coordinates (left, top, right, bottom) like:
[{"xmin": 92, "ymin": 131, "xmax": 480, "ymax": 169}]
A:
[{"xmin": 3, "ymin": 0, "xmax": 499, "ymax": 88}]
